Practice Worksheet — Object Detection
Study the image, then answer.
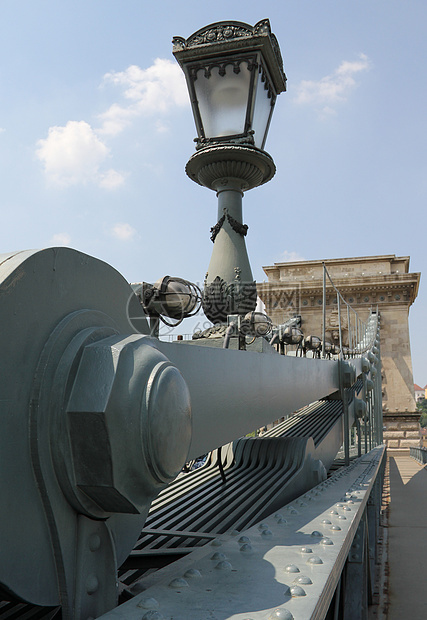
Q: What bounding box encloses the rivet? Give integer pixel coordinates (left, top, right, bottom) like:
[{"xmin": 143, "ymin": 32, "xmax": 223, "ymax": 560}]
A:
[
  {"xmin": 300, "ymin": 547, "xmax": 312, "ymax": 554},
  {"xmin": 215, "ymin": 560, "xmax": 232, "ymax": 571},
  {"xmin": 238, "ymin": 536, "xmax": 251, "ymax": 545},
  {"xmin": 294, "ymin": 575, "xmax": 313, "ymax": 585},
  {"xmin": 284, "ymin": 564, "xmax": 300, "ymax": 573},
  {"xmin": 85, "ymin": 574, "xmax": 99, "ymax": 594},
  {"xmin": 240, "ymin": 543, "xmax": 254, "ymax": 554},
  {"xmin": 88, "ymin": 534, "xmax": 101, "ymax": 552},
  {"xmin": 321, "ymin": 538, "xmax": 334, "ymax": 545},
  {"xmin": 311, "ymin": 531, "xmax": 322, "ymax": 537},
  {"xmin": 169, "ymin": 578, "xmax": 188, "ymax": 589},
  {"xmin": 184, "ymin": 569, "xmax": 202, "ymax": 579},
  {"xmin": 321, "ymin": 519, "xmax": 332, "ymax": 525},
  {"xmin": 258, "ymin": 523, "xmax": 269, "ymax": 531},
  {"xmin": 277, "ymin": 517, "xmax": 288, "ymax": 525},
  {"xmin": 307, "ymin": 555, "xmax": 323, "ymax": 565},
  {"xmin": 338, "ymin": 516, "xmax": 347, "ymax": 520},
  {"xmin": 131, "ymin": 581, "xmax": 146, "ymax": 595},
  {"xmin": 211, "ymin": 552, "xmax": 226, "ymax": 561},
  {"xmin": 141, "ymin": 612, "xmax": 164, "ymax": 620},
  {"xmin": 336, "ymin": 503, "xmax": 343, "ymax": 508},
  {"xmin": 275, "ymin": 513, "xmax": 285, "ymax": 520},
  {"xmin": 137, "ymin": 597, "xmax": 159, "ymax": 609},
  {"xmin": 261, "ymin": 529, "xmax": 273, "ymax": 538},
  {"xmin": 230, "ymin": 530, "xmax": 239, "ymax": 536},
  {"xmin": 331, "ymin": 525, "xmax": 342, "ymax": 531},
  {"xmin": 343, "ymin": 506, "xmax": 351, "ymax": 511},
  {"xmin": 329, "ymin": 510, "xmax": 338, "ymax": 515},
  {"xmin": 269, "ymin": 609, "xmax": 294, "ymax": 620},
  {"xmin": 211, "ymin": 538, "xmax": 222, "ymax": 546},
  {"xmin": 289, "ymin": 585, "xmax": 306, "ymax": 597}
]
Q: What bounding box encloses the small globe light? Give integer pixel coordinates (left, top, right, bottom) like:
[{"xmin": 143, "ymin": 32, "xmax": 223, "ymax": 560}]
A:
[
  {"xmin": 143, "ymin": 277, "xmax": 201, "ymax": 321},
  {"xmin": 244, "ymin": 311, "xmax": 273, "ymax": 337}
]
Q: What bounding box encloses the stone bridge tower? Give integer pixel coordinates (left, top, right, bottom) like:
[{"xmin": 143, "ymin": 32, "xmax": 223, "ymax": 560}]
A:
[{"xmin": 257, "ymin": 255, "xmax": 421, "ymax": 451}]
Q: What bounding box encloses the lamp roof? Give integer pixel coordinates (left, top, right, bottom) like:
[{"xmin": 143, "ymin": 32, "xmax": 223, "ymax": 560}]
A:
[{"xmin": 173, "ymin": 19, "xmax": 286, "ymax": 94}]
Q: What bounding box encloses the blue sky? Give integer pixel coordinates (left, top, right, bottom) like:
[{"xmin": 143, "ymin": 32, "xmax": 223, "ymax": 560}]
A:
[{"xmin": 0, "ymin": 1, "xmax": 426, "ymax": 384}]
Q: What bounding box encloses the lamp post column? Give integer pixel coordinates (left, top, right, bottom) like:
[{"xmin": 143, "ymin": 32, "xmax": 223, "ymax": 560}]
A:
[
  {"xmin": 186, "ymin": 143, "xmax": 276, "ymax": 323},
  {"xmin": 206, "ymin": 177, "xmax": 254, "ymax": 312}
]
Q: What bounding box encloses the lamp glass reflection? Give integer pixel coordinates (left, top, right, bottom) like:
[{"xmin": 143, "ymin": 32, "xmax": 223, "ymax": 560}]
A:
[
  {"xmin": 251, "ymin": 69, "xmax": 273, "ymax": 149},
  {"xmin": 194, "ymin": 62, "xmax": 251, "ymax": 139}
]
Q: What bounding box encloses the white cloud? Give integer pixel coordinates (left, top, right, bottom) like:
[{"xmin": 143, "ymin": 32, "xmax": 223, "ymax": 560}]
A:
[
  {"xmin": 278, "ymin": 250, "xmax": 306, "ymax": 263},
  {"xmin": 294, "ymin": 53, "xmax": 370, "ymax": 110},
  {"xmin": 99, "ymin": 168, "xmax": 125, "ymax": 189},
  {"xmin": 36, "ymin": 120, "xmax": 122, "ymax": 188},
  {"xmin": 110, "ymin": 222, "xmax": 137, "ymax": 241},
  {"xmin": 36, "ymin": 58, "xmax": 188, "ymax": 188},
  {"xmin": 98, "ymin": 58, "xmax": 188, "ymax": 136},
  {"xmin": 50, "ymin": 232, "xmax": 71, "ymax": 246}
]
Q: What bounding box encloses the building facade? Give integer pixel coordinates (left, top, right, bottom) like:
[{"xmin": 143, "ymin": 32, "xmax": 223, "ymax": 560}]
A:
[
  {"xmin": 414, "ymin": 384, "xmax": 425, "ymax": 402},
  {"xmin": 257, "ymin": 255, "xmax": 421, "ymax": 450}
]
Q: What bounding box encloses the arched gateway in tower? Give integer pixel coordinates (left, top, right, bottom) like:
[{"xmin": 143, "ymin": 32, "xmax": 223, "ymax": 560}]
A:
[{"xmin": 257, "ymin": 254, "xmax": 421, "ymax": 450}]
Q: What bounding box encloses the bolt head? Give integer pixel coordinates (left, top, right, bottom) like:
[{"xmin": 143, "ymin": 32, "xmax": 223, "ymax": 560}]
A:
[{"xmin": 63, "ymin": 335, "xmax": 191, "ymax": 517}]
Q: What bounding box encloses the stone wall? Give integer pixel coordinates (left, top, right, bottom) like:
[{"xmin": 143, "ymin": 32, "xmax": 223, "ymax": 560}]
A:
[
  {"xmin": 258, "ymin": 254, "xmax": 421, "ymax": 451},
  {"xmin": 383, "ymin": 413, "xmax": 421, "ymax": 450}
]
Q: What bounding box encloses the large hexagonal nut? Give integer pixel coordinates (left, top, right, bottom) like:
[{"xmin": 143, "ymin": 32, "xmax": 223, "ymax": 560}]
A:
[
  {"xmin": 339, "ymin": 360, "xmax": 357, "ymax": 390},
  {"xmin": 367, "ymin": 351, "xmax": 378, "ymax": 366},
  {"xmin": 354, "ymin": 398, "xmax": 367, "ymax": 419},
  {"xmin": 64, "ymin": 334, "xmax": 191, "ymax": 517},
  {"xmin": 366, "ymin": 379, "xmax": 374, "ymax": 392},
  {"xmin": 361, "ymin": 357, "xmax": 371, "ymax": 374}
]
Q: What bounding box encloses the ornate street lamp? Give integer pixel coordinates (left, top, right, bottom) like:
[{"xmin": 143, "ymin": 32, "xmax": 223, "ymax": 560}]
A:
[{"xmin": 173, "ymin": 19, "xmax": 286, "ymax": 324}]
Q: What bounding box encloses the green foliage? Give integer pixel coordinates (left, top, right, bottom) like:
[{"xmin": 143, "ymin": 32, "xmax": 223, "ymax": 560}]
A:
[{"xmin": 417, "ymin": 398, "xmax": 427, "ymax": 426}]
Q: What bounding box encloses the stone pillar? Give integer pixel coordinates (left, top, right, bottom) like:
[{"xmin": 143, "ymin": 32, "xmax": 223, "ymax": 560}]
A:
[{"xmin": 257, "ymin": 255, "xmax": 420, "ymax": 451}]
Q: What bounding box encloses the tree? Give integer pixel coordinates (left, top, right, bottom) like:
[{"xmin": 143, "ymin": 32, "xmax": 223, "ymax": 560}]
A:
[{"xmin": 417, "ymin": 398, "xmax": 427, "ymax": 427}]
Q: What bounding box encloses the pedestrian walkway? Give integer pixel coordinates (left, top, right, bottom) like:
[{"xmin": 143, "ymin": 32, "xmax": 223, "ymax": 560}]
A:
[{"xmin": 387, "ymin": 454, "xmax": 427, "ymax": 619}]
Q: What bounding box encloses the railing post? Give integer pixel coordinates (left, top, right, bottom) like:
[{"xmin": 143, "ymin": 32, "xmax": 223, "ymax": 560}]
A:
[
  {"xmin": 337, "ymin": 292, "xmax": 343, "ymax": 359},
  {"xmin": 356, "ymin": 417, "xmax": 362, "ymax": 457},
  {"xmin": 340, "ymin": 361, "xmax": 355, "ymax": 466},
  {"xmin": 322, "ymin": 263, "xmax": 326, "ymax": 359},
  {"xmin": 343, "ymin": 512, "xmax": 371, "ymax": 620},
  {"xmin": 347, "ymin": 304, "xmax": 351, "ymax": 354}
]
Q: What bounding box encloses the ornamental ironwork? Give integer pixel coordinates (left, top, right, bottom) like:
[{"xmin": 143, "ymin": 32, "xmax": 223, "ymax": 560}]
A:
[
  {"xmin": 210, "ymin": 212, "xmax": 248, "ymax": 242},
  {"xmin": 202, "ymin": 275, "xmax": 257, "ymax": 323}
]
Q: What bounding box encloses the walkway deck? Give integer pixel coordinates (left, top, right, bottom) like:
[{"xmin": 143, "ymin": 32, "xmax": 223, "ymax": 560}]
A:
[{"xmin": 387, "ymin": 454, "xmax": 427, "ymax": 619}]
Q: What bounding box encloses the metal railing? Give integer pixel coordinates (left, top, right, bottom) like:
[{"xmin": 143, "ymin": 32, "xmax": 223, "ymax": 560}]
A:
[
  {"xmin": 410, "ymin": 446, "xmax": 427, "ymax": 465},
  {"xmin": 321, "ymin": 262, "xmax": 377, "ymax": 359}
]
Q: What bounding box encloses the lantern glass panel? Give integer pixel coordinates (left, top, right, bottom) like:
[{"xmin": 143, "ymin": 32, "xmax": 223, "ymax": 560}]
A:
[
  {"xmin": 251, "ymin": 69, "xmax": 273, "ymax": 149},
  {"xmin": 194, "ymin": 62, "xmax": 251, "ymax": 139}
]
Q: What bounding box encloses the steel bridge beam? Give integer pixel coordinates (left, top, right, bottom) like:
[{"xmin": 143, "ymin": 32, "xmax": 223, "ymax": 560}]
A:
[{"xmin": 97, "ymin": 447, "xmax": 386, "ymax": 620}]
